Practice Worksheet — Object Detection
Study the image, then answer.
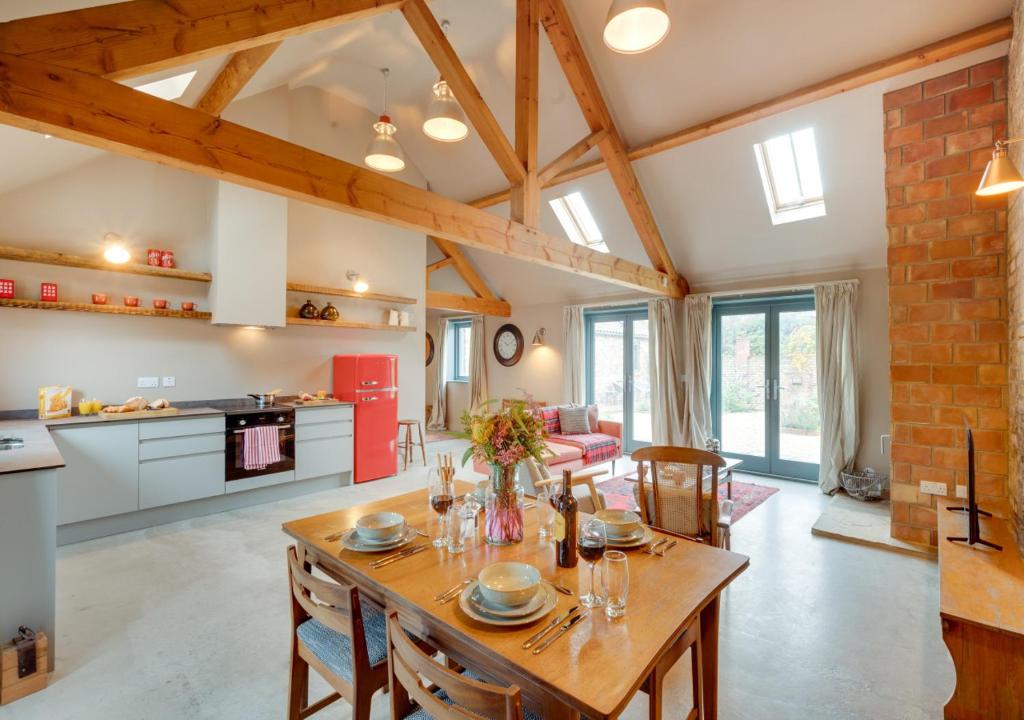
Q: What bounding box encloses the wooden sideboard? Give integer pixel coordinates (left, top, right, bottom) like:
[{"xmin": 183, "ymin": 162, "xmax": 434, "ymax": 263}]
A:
[{"xmin": 938, "ymin": 500, "xmax": 1024, "ymax": 719}]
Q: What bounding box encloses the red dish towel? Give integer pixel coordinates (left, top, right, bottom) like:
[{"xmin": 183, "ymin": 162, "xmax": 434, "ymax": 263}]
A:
[{"xmin": 243, "ymin": 425, "xmax": 281, "ymax": 471}]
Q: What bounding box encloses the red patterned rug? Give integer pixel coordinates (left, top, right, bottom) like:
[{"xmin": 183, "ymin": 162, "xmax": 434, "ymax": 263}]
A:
[{"xmin": 595, "ymin": 475, "xmax": 779, "ymax": 524}]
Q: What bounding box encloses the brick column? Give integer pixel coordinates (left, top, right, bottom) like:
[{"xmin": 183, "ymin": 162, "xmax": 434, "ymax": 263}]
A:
[{"xmin": 884, "ymin": 57, "xmax": 1010, "ymax": 546}]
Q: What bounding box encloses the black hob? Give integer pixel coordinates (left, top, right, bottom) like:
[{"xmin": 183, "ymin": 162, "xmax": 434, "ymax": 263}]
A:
[{"xmin": 205, "ymin": 398, "xmax": 290, "ymax": 416}]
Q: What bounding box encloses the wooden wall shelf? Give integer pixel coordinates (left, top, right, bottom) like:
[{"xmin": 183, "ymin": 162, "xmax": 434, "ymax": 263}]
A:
[
  {"xmin": 0, "ymin": 244, "xmax": 212, "ymax": 283},
  {"xmin": 0, "ymin": 298, "xmax": 212, "ymax": 320},
  {"xmin": 286, "ymin": 281, "xmax": 416, "ymax": 305},
  {"xmin": 286, "ymin": 317, "xmax": 416, "ymax": 332}
]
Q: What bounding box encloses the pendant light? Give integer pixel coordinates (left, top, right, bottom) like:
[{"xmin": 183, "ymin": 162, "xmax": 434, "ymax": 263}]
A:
[
  {"xmin": 976, "ymin": 140, "xmax": 1024, "ymax": 196},
  {"xmin": 364, "ymin": 68, "xmax": 406, "ymax": 173},
  {"xmin": 603, "ymin": 0, "xmax": 671, "ymax": 55},
  {"xmin": 422, "ymin": 21, "xmax": 469, "ymax": 143}
]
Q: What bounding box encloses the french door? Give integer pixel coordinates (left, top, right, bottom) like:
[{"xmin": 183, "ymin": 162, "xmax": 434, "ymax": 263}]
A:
[
  {"xmin": 585, "ymin": 307, "xmax": 651, "ymax": 454},
  {"xmin": 711, "ymin": 296, "xmax": 820, "ymax": 481}
]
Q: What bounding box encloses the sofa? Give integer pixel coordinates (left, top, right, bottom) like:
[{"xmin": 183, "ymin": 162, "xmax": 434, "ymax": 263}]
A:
[{"xmin": 472, "ymin": 404, "xmax": 622, "ymax": 477}]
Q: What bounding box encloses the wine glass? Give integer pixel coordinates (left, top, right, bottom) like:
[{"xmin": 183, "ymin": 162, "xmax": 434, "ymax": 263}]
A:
[
  {"xmin": 578, "ymin": 517, "xmax": 607, "ymax": 608},
  {"xmin": 428, "ymin": 468, "xmax": 454, "ymax": 548}
]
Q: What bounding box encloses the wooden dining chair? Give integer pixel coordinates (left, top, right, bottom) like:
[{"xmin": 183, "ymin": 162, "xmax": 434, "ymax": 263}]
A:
[
  {"xmin": 523, "ymin": 457, "xmax": 607, "ymax": 513},
  {"xmin": 386, "ymin": 612, "xmax": 541, "ymax": 720},
  {"xmin": 286, "ymin": 543, "xmax": 392, "ymax": 720},
  {"xmin": 632, "ymin": 446, "xmax": 727, "ymax": 547}
]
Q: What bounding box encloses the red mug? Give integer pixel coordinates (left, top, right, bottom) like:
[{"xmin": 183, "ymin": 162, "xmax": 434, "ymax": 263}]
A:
[
  {"xmin": 152, "ymin": 298, "xmax": 168, "ymax": 309},
  {"xmin": 92, "ymin": 293, "xmax": 108, "ymax": 305},
  {"xmin": 180, "ymin": 301, "xmax": 195, "ymax": 312},
  {"xmin": 124, "ymin": 296, "xmax": 139, "ymax": 307}
]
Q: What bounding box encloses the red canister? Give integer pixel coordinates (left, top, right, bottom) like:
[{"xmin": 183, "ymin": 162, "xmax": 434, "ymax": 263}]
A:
[
  {"xmin": 147, "ymin": 249, "xmax": 162, "ymax": 266},
  {"xmin": 160, "ymin": 250, "xmax": 175, "ymax": 268},
  {"xmin": 0, "ymin": 279, "xmax": 13, "ymax": 299},
  {"xmin": 40, "ymin": 282, "xmax": 58, "ymax": 302}
]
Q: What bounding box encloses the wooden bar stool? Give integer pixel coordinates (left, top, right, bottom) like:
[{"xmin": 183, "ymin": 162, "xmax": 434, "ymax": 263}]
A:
[{"xmin": 398, "ymin": 419, "xmax": 426, "ymax": 470}]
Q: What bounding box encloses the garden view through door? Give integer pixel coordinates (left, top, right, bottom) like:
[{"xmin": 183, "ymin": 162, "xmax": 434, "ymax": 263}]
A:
[
  {"xmin": 713, "ymin": 297, "xmax": 820, "ymax": 480},
  {"xmin": 586, "ymin": 307, "xmax": 651, "ymax": 453}
]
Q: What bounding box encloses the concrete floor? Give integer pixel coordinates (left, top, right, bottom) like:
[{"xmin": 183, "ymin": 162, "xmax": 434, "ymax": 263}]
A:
[{"xmin": 0, "ymin": 447, "xmax": 953, "ymax": 720}]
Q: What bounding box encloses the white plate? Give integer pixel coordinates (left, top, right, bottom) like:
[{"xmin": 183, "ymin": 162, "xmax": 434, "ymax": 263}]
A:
[
  {"xmin": 466, "ymin": 583, "xmax": 547, "ymax": 618},
  {"xmin": 459, "ymin": 582, "xmax": 557, "ymax": 626},
  {"xmin": 605, "ymin": 526, "xmax": 655, "ymax": 548},
  {"xmin": 340, "ymin": 526, "xmax": 417, "ymax": 552}
]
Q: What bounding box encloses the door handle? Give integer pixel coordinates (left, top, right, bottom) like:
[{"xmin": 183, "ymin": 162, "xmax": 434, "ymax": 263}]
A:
[{"xmin": 772, "ymin": 378, "xmax": 779, "ymax": 401}]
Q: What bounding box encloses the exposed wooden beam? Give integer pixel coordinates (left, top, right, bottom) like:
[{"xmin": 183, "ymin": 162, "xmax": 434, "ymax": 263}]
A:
[
  {"xmin": 401, "ymin": 0, "xmax": 526, "ymax": 186},
  {"xmin": 426, "ymin": 257, "xmax": 454, "ymax": 274},
  {"xmin": 0, "ymin": 52, "xmax": 678, "ymax": 298},
  {"xmin": 427, "ymin": 291, "xmax": 511, "ymax": 317},
  {"xmin": 510, "ymin": 0, "xmax": 541, "ymax": 226},
  {"xmin": 538, "ymin": 129, "xmax": 606, "ymax": 186},
  {"xmin": 540, "ymin": 0, "xmax": 679, "ymax": 285},
  {"xmin": 429, "ymin": 237, "xmax": 498, "ymax": 299},
  {"xmin": 195, "ymin": 42, "xmax": 282, "ymax": 116},
  {"xmin": 470, "ymin": 16, "xmax": 1014, "ymax": 208},
  {"xmin": 0, "ymin": 0, "xmax": 404, "ymax": 81}
]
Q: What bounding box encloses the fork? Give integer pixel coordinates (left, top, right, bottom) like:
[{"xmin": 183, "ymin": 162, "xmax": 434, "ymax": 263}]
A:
[
  {"xmin": 434, "ymin": 579, "xmax": 472, "ymax": 602},
  {"xmin": 323, "ymin": 527, "xmax": 352, "ymax": 543},
  {"xmin": 656, "ymin": 540, "xmax": 678, "ymax": 557},
  {"xmin": 643, "ymin": 538, "xmax": 668, "ymax": 555}
]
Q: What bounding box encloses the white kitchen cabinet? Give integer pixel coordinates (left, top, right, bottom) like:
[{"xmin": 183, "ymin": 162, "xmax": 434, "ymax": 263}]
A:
[
  {"xmin": 52, "ymin": 423, "xmax": 139, "ymax": 525},
  {"xmin": 138, "ymin": 415, "xmax": 225, "ymax": 509},
  {"xmin": 295, "ymin": 406, "xmax": 353, "ymax": 482}
]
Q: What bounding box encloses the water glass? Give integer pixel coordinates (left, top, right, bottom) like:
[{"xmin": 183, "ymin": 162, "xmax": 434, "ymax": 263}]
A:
[
  {"xmin": 536, "ymin": 487, "xmax": 555, "ymax": 540},
  {"xmin": 447, "ymin": 504, "xmax": 468, "ymax": 554},
  {"xmin": 603, "ymin": 551, "xmax": 629, "ymax": 618}
]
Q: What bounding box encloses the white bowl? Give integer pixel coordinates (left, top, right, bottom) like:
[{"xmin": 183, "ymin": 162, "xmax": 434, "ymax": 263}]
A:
[
  {"xmin": 477, "ymin": 562, "xmax": 541, "ymax": 608},
  {"xmin": 356, "ymin": 512, "xmax": 406, "ymax": 541},
  {"xmin": 595, "ymin": 509, "xmax": 641, "ymax": 538}
]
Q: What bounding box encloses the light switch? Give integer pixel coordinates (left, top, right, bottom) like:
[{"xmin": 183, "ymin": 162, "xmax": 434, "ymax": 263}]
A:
[
  {"xmin": 162, "ymin": 376, "xmax": 176, "ymax": 388},
  {"xmin": 137, "ymin": 377, "xmax": 159, "ymax": 388}
]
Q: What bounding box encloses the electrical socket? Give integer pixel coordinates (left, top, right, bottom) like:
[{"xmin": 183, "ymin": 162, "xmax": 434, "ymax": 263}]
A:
[
  {"xmin": 137, "ymin": 376, "xmax": 159, "ymax": 389},
  {"xmin": 955, "ymin": 484, "xmax": 967, "ymax": 499},
  {"xmin": 919, "ymin": 481, "xmax": 949, "ymax": 497},
  {"xmin": 162, "ymin": 376, "xmax": 176, "ymax": 388}
]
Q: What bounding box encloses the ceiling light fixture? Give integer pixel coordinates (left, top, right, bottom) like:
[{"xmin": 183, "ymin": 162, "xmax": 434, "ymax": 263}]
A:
[
  {"xmin": 102, "ymin": 233, "xmax": 131, "ymax": 264},
  {"xmin": 976, "ymin": 139, "xmax": 1024, "ymax": 196},
  {"xmin": 603, "ymin": 0, "xmax": 670, "ymax": 55},
  {"xmin": 364, "ymin": 68, "xmax": 406, "ymax": 173},
  {"xmin": 422, "ymin": 21, "xmax": 469, "ymax": 143},
  {"xmin": 347, "ymin": 270, "xmax": 369, "ymax": 294}
]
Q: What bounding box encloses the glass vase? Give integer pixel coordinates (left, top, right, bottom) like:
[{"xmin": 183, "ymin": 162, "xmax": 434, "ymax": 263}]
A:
[{"xmin": 485, "ymin": 463, "xmax": 525, "ymax": 546}]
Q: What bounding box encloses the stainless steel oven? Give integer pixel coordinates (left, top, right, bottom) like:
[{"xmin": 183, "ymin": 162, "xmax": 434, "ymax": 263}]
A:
[{"xmin": 224, "ymin": 407, "xmax": 295, "ymax": 482}]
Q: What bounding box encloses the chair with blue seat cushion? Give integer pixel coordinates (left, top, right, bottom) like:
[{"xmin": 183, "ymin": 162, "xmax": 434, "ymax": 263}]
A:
[
  {"xmin": 287, "ymin": 544, "xmax": 389, "ymax": 720},
  {"xmin": 386, "ymin": 612, "xmax": 539, "ymax": 720}
]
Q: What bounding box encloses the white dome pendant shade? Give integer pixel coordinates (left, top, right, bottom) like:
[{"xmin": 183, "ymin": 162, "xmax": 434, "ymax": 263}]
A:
[
  {"xmin": 364, "ymin": 68, "xmax": 406, "ymax": 173},
  {"xmin": 423, "ymin": 79, "xmax": 468, "ymax": 142},
  {"xmin": 603, "ymin": 0, "xmax": 671, "ymax": 54}
]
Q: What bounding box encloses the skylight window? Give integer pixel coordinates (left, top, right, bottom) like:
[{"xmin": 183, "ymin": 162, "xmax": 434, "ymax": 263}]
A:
[
  {"xmin": 754, "ymin": 127, "xmax": 826, "ymax": 225},
  {"xmin": 549, "ymin": 192, "xmax": 609, "ymax": 253},
  {"xmin": 131, "ymin": 70, "xmax": 198, "ymax": 101}
]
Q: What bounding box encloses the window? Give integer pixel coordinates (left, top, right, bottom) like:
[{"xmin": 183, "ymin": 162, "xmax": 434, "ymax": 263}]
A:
[
  {"xmin": 449, "ymin": 319, "xmax": 472, "ymax": 382},
  {"xmin": 549, "ymin": 192, "xmax": 609, "ymax": 253},
  {"xmin": 754, "ymin": 127, "xmax": 826, "ymax": 225},
  {"xmin": 131, "ymin": 70, "xmax": 198, "ymax": 101}
]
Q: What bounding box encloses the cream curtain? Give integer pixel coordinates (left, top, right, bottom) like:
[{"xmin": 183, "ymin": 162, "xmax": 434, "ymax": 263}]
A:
[
  {"xmin": 815, "ymin": 281, "xmax": 859, "ymax": 495},
  {"xmin": 681, "ymin": 294, "xmax": 713, "ymax": 449},
  {"xmin": 468, "ymin": 315, "xmax": 489, "ymax": 411},
  {"xmin": 563, "ymin": 305, "xmax": 585, "ymax": 404},
  {"xmin": 427, "ymin": 318, "xmax": 449, "ymax": 430},
  {"xmin": 649, "ymin": 298, "xmax": 686, "ymax": 445}
]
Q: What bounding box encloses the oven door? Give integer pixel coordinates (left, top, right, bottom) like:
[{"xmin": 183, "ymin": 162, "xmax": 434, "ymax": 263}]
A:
[{"xmin": 225, "ymin": 424, "xmax": 295, "ymax": 481}]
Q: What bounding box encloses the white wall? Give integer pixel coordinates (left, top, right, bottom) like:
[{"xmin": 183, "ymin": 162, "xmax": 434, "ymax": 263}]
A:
[{"xmin": 0, "ymin": 86, "xmax": 429, "ymax": 422}]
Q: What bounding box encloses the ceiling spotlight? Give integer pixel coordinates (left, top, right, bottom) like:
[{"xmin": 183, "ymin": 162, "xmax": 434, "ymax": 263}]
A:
[
  {"xmin": 603, "ymin": 0, "xmax": 671, "ymax": 55},
  {"xmin": 364, "ymin": 68, "xmax": 406, "ymax": 173},
  {"xmin": 347, "ymin": 270, "xmax": 369, "ymax": 294},
  {"xmin": 102, "ymin": 233, "xmax": 131, "ymax": 264},
  {"xmin": 422, "ymin": 22, "xmax": 468, "ymax": 143}
]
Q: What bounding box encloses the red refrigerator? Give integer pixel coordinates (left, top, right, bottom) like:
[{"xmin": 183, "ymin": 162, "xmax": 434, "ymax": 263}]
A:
[{"xmin": 333, "ymin": 354, "xmax": 398, "ymax": 483}]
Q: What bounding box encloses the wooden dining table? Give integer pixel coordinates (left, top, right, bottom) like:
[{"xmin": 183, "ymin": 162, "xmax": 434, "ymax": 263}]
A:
[{"xmin": 282, "ymin": 482, "xmax": 749, "ymax": 720}]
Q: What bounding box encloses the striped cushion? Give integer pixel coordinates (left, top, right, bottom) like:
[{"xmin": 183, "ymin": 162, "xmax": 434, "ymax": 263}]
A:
[
  {"xmin": 403, "ymin": 669, "xmax": 542, "ymax": 720},
  {"xmin": 296, "ymin": 600, "xmax": 388, "ymax": 682},
  {"xmin": 558, "ymin": 405, "xmax": 591, "ymax": 435}
]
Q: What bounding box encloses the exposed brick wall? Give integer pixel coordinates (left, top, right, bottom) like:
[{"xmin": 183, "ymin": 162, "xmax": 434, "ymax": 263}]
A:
[
  {"xmin": 1008, "ymin": 0, "xmax": 1024, "ymax": 555},
  {"xmin": 884, "ymin": 57, "xmax": 1010, "ymax": 546}
]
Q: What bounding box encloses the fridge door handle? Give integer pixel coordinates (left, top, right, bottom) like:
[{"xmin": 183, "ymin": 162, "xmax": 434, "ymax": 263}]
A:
[
  {"xmin": 361, "ymin": 396, "xmax": 379, "ymax": 402},
  {"xmin": 361, "ymin": 380, "xmax": 379, "ymax": 386}
]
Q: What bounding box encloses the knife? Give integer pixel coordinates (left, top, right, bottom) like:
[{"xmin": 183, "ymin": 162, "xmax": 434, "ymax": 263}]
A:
[
  {"xmin": 657, "ymin": 540, "xmax": 678, "ymax": 556},
  {"xmin": 370, "ymin": 545, "xmax": 426, "ymax": 569},
  {"xmin": 323, "ymin": 527, "xmax": 352, "ymax": 543},
  {"xmin": 522, "ymin": 605, "xmax": 580, "ymax": 650},
  {"xmin": 531, "ymin": 611, "xmax": 588, "ymax": 655}
]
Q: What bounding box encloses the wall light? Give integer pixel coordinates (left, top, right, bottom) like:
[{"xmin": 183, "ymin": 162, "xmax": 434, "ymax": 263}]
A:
[
  {"xmin": 532, "ymin": 328, "xmax": 546, "ymax": 346},
  {"xmin": 102, "ymin": 233, "xmax": 131, "ymax": 264},
  {"xmin": 347, "ymin": 270, "xmax": 369, "ymax": 294},
  {"xmin": 976, "ymin": 139, "xmax": 1024, "ymax": 196}
]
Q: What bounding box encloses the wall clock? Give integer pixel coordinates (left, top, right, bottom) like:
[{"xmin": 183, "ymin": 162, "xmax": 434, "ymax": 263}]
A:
[
  {"xmin": 426, "ymin": 332, "xmax": 435, "ymax": 366},
  {"xmin": 493, "ymin": 324, "xmax": 524, "ymax": 367}
]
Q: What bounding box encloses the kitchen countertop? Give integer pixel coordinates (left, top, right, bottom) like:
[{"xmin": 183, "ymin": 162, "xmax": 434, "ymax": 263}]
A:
[
  {"xmin": 44, "ymin": 406, "xmax": 224, "ymax": 427},
  {"xmin": 280, "ymin": 399, "xmax": 353, "ymax": 408}
]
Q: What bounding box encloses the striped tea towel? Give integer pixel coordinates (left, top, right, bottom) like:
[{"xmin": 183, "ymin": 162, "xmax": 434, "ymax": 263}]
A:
[{"xmin": 243, "ymin": 425, "xmax": 281, "ymax": 471}]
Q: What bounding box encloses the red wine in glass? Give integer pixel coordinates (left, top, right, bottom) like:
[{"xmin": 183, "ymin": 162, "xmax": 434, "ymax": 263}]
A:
[
  {"xmin": 431, "ymin": 494, "xmax": 454, "ymax": 515},
  {"xmin": 578, "ymin": 538, "xmax": 606, "ymax": 563}
]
